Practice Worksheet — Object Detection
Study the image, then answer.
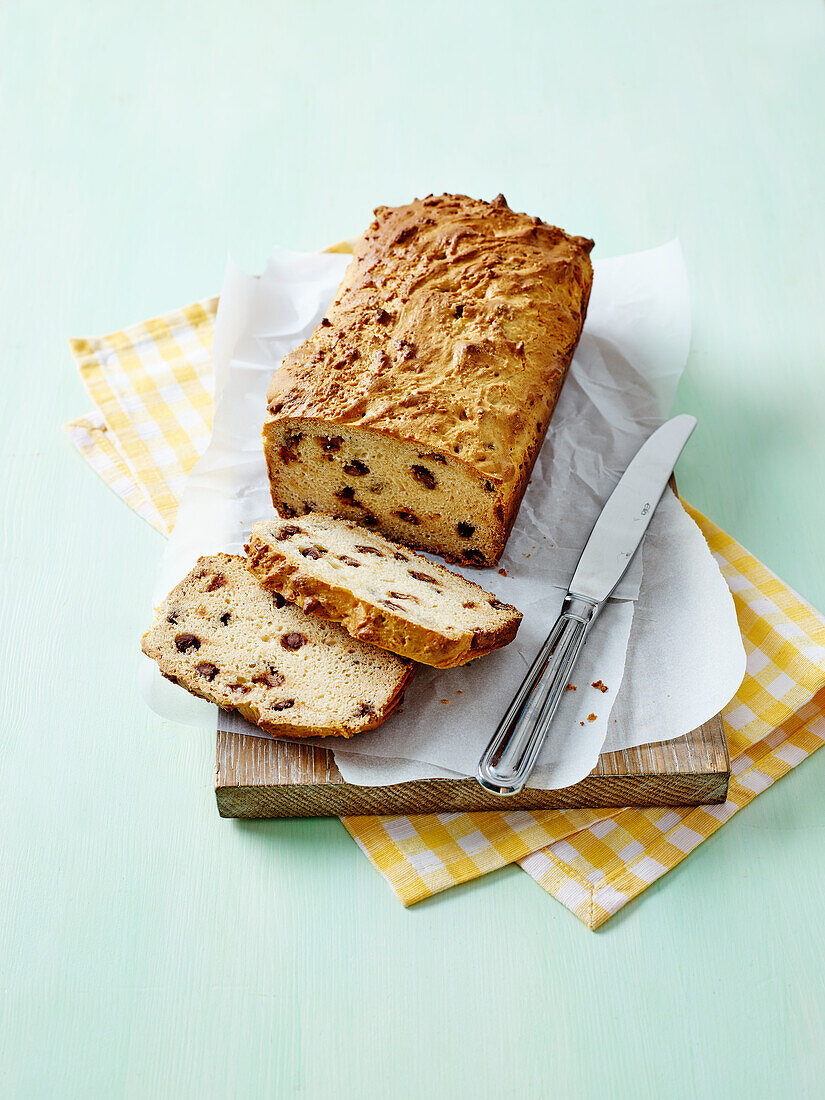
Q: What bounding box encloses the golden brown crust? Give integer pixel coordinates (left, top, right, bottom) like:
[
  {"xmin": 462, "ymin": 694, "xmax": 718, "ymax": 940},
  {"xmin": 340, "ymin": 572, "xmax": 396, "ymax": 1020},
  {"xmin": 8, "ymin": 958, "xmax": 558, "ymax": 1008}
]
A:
[
  {"xmin": 263, "ymin": 193, "xmax": 593, "ymax": 564},
  {"xmin": 267, "ymin": 193, "xmax": 592, "ymax": 484},
  {"xmin": 244, "ymin": 519, "xmax": 522, "ymax": 669}
]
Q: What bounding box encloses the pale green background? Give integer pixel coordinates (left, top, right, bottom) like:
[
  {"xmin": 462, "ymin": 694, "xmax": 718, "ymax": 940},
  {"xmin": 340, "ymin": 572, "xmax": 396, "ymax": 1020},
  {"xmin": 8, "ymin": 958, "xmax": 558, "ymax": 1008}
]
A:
[{"xmin": 2, "ymin": 1, "xmax": 825, "ymax": 1097}]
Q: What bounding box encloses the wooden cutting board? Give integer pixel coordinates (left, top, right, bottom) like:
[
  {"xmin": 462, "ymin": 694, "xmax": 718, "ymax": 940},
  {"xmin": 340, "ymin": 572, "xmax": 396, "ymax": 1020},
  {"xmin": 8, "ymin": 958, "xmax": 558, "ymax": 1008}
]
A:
[{"xmin": 214, "ymin": 713, "xmax": 730, "ymax": 819}]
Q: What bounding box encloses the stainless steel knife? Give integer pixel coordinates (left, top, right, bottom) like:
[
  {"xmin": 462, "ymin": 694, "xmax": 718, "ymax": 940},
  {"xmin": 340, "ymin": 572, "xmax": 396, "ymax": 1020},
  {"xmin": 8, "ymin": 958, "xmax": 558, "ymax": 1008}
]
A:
[{"xmin": 476, "ymin": 413, "xmax": 697, "ymax": 796}]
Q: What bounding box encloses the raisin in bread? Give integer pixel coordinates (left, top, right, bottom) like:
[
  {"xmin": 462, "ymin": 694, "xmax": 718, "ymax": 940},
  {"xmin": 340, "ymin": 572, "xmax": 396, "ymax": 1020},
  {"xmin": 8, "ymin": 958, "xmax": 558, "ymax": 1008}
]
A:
[
  {"xmin": 141, "ymin": 554, "xmax": 414, "ymax": 738},
  {"xmin": 245, "ymin": 515, "xmax": 522, "ymax": 669},
  {"xmin": 263, "ymin": 193, "xmax": 593, "ymax": 566}
]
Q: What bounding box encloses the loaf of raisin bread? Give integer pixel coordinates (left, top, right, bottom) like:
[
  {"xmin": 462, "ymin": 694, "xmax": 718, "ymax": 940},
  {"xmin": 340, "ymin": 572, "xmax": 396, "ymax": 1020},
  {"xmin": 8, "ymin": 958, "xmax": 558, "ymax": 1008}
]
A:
[
  {"xmin": 141, "ymin": 554, "xmax": 414, "ymax": 738},
  {"xmin": 245, "ymin": 515, "xmax": 522, "ymax": 668},
  {"xmin": 263, "ymin": 193, "xmax": 593, "ymax": 566}
]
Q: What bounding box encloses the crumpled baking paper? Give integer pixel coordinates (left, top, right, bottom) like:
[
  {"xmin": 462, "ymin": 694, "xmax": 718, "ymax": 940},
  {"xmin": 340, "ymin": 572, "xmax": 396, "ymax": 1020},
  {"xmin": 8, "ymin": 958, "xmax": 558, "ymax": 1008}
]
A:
[{"xmin": 140, "ymin": 240, "xmax": 745, "ymax": 789}]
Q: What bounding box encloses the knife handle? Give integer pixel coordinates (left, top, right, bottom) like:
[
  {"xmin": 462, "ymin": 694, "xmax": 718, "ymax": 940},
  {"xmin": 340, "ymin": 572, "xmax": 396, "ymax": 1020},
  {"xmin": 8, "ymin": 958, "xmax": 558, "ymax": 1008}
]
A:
[{"xmin": 476, "ymin": 594, "xmax": 600, "ymax": 796}]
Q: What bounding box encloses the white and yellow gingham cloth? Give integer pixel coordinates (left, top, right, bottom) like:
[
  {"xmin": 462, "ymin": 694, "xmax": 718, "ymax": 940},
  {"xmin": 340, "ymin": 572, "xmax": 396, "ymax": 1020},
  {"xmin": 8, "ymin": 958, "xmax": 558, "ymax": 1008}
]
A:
[{"xmin": 66, "ymin": 298, "xmax": 825, "ymax": 930}]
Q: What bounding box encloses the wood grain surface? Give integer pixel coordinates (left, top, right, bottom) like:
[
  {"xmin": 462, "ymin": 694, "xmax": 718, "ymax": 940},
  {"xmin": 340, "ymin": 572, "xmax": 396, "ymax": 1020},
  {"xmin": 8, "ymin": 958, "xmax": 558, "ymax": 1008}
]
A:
[
  {"xmin": 4, "ymin": 2, "xmax": 825, "ymax": 1097},
  {"xmin": 214, "ymin": 716, "xmax": 730, "ymax": 817}
]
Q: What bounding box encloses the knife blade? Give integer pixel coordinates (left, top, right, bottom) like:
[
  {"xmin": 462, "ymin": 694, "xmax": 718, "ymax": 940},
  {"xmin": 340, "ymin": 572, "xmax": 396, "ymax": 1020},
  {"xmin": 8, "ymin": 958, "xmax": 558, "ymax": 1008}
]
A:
[
  {"xmin": 569, "ymin": 413, "xmax": 697, "ymax": 603},
  {"xmin": 476, "ymin": 413, "xmax": 697, "ymax": 796}
]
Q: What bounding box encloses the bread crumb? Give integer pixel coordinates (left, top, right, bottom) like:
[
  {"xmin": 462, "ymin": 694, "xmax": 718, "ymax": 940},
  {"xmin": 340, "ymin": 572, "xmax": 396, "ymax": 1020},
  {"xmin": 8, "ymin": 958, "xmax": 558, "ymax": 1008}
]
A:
[
  {"xmin": 587, "ymin": 713, "xmax": 597, "ymax": 722},
  {"xmin": 498, "ymin": 568, "xmax": 508, "ymax": 577},
  {"xmin": 591, "ymin": 680, "xmax": 608, "ymax": 693},
  {"xmin": 565, "ymin": 683, "xmax": 577, "ymax": 692},
  {"xmin": 579, "ymin": 721, "xmax": 585, "ymax": 726},
  {"xmin": 441, "ymin": 698, "xmax": 449, "ymax": 704},
  {"xmin": 457, "ymin": 689, "xmax": 463, "ymax": 694}
]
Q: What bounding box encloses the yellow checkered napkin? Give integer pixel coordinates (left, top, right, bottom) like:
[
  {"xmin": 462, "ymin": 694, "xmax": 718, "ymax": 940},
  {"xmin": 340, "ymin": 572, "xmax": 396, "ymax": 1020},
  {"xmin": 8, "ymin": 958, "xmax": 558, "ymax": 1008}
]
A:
[
  {"xmin": 66, "ymin": 301, "xmax": 825, "ymax": 929},
  {"xmin": 65, "ymin": 298, "xmax": 218, "ymax": 535}
]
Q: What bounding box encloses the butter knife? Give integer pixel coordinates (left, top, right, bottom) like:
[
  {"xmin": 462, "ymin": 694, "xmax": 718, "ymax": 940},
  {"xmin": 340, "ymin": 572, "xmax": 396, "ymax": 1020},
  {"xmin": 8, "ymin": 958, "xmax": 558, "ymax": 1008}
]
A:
[{"xmin": 476, "ymin": 413, "xmax": 697, "ymax": 796}]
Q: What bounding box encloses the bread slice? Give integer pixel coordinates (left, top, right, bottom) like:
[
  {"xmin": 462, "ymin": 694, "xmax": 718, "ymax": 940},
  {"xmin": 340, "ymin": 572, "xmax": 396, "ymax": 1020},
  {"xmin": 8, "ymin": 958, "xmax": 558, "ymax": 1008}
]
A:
[
  {"xmin": 244, "ymin": 515, "xmax": 522, "ymax": 668},
  {"xmin": 141, "ymin": 553, "xmax": 414, "ymax": 738}
]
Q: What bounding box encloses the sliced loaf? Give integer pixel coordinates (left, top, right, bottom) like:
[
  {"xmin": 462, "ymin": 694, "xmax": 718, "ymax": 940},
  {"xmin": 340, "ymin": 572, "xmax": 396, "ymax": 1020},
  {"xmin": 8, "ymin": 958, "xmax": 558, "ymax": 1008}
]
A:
[
  {"xmin": 141, "ymin": 553, "xmax": 414, "ymax": 738},
  {"xmin": 245, "ymin": 515, "xmax": 522, "ymax": 668},
  {"xmin": 263, "ymin": 193, "xmax": 593, "ymax": 566}
]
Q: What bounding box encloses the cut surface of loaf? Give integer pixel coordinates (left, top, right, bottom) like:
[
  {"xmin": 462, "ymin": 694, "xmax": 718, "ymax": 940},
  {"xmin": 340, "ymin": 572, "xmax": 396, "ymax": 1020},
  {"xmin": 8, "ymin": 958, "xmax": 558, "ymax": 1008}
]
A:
[
  {"xmin": 245, "ymin": 515, "xmax": 522, "ymax": 668},
  {"xmin": 141, "ymin": 554, "xmax": 414, "ymax": 738},
  {"xmin": 263, "ymin": 193, "xmax": 594, "ymax": 566}
]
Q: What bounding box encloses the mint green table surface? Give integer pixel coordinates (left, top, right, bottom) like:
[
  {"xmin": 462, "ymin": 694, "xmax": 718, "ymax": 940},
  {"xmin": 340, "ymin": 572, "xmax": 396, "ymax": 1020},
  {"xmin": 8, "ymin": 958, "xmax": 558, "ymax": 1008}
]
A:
[{"xmin": 3, "ymin": 2, "xmax": 825, "ymax": 1097}]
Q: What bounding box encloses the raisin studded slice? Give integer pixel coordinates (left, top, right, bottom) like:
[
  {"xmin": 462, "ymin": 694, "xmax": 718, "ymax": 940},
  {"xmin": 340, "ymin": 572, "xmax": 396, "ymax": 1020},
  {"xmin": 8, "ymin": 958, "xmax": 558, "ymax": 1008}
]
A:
[
  {"xmin": 355, "ymin": 545, "xmax": 384, "ymax": 557},
  {"xmin": 457, "ymin": 523, "xmax": 476, "ymax": 538},
  {"xmin": 272, "ymin": 593, "xmax": 287, "ymax": 609},
  {"xmin": 336, "ymin": 486, "xmax": 356, "ymax": 503},
  {"xmin": 454, "ymin": 304, "xmax": 464, "ymax": 318},
  {"xmin": 409, "ymin": 570, "xmax": 438, "ymax": 584},
  {"xmin": 361, "ymin": 514, "xmax": 378, "ymax": 527},
  {"xmin": 489, "ymin": 599, "xmax": 510, "ymax": 610},
  {"xmin": 343, "ymin": 460, "xmax": 369, "ymax": 476},
  {"xmin": 270, "ymin": 699, "xmax": 295, "ymax": 711},
  {"xmin": 301, "ymin": 546, "xmax": 325, "ymax": 560},
  {"xmin": 219, "ymin": 611, "xmax": 231, "ymax": 625},
  {"xmin": 279, "ymin": 503, "xmax": 298, "ymax": 517},
  {"xmin": 357, "ymin": 703, "xmax": 376, "ymax": 717},
  {"xmin": 229, "ymin": 683, "xmax": 251, "ymax": 695},
  {"xmin": 281, "ymin": 633, "xmax": 306, "ymax": 650},
  {"xmin": 338, "ymin": 555, "xmax": 362, "ymax": 567},
  {"xmin": 196, "ymin": 662, "xmax": 219, "ymax": 681},
  {"xmin": 411, "ymin": 465, "xmax": 436, "ymax": 489},
  {"xmin": 319, "ymin": 435, "xmax": 342, "ymax": 452},
  {"xmin": 381, "ymin": 599, "xmax": 404, "ymax": 611},
  {"xmin": 175, "ymin": 633, "xmax": 201, "ymax": 653},
  {"xmin": 393, "ymin": 551, "xmax": 409, "ymax": 562},
  {"xmin": 166, "ymin": 611, "xmax": 179, "ymax": 624},
  {"xmin": 462, "ymin": 601, "xmax": 476, "ymax": 609},
  {"xmin": 206, "ymin": 573, "xmax": 226, "ymax": 591},
  {"xmin": 394, "ymin": 510, "xmax": 419, "ymax": 525},
  {"xmin": 320, "ymin": 317, "xmax": 332, "ymax": 327},
  {"xmin": 388, "ymin": 591, "xmax": 417, "ymax": 601},
  {"xmin": 418, "ymin": 452, "xmax": 447, "ymax": 464},
  {"xmin": 277, "ymin": 525, "xmax": 302, "ymax": 539}
]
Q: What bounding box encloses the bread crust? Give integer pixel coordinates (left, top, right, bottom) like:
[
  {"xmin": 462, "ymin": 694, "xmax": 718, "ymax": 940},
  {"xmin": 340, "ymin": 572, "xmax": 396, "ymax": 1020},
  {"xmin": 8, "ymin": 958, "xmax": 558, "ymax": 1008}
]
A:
[{"xmin": 263, "ymin": 193, "xmax": 593, "ymax": 564}]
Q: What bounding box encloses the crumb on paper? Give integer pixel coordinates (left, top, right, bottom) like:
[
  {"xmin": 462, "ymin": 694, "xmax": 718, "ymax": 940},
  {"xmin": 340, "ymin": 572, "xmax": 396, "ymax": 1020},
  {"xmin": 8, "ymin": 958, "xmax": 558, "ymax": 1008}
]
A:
[
  {"xmin": 579, "ymin": 721, "xmax": 585, "ymax": 726},
  {"xmin": 498, "ymin": 567, "xmax": 507, "ymax": 577},
  {"xmin": 565, "ymin": 683, "xmax": 577, "ymax": 692},
  {"xmin": 587, "ymin": 713, "xmax": 597, "ymax": 722},
  {"xmin": 441, "ymin": 698, "xmax": 449, "ymax": 705},
  {"xmin": 591, "ymin": 680, "xmax": 608, "ymax": 693},
  {"xmin": 457, "ymin": 689, "xmax": 463, "ymax": 694}
]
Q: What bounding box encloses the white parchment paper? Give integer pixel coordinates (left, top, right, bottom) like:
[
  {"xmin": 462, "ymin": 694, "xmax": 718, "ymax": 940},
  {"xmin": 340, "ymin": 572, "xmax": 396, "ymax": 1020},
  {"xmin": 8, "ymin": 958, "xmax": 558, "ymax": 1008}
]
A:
[{"xmin": 140, "ymin": 241, "xmax": 745, "ymax": 789}]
